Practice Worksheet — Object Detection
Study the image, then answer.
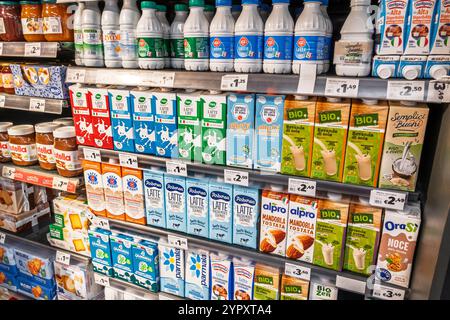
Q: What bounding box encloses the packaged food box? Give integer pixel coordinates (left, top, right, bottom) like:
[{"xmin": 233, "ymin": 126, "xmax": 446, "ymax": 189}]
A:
[
  {"xmin": 14, "ymin": 244, "xmax": 55, "ymax": 287},
  {"xmin": 0, "ymin": 204, "xmax": 51, "ymax": 233},
  {"xmin": 52, "ymin": 195, "xmax": 90, "ymax": 233},
  {"xmin": 16, "ymin": 276, "xmax": 56, "ymax": 300},
  {"xmin": 0, "ymin": 269, "xmax": 18, "ymax": 291},
  {"xmin": 0, "ymin": 244, "xmax": 17, "ymax": 274}
]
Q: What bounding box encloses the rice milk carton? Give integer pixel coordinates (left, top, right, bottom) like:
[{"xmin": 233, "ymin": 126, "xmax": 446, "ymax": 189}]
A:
[
  {"xmin": 83, "ymin": 160, "xmax": 106, "ymax": 217},
  {"xmin": 110, "ymin": 233, "xmax": 135, "ymax": 282},
  {"xmin": 233, "ymin": 258, "xmax": 255, "ymax": 300},
  {"xmin": 102, "ymin": 162, "xmax": 125, "ymax": 221},
  {"xmin": 404, "ymin": 0, "xmax": 437, "ymax": 55},
  {"xmin": 209, "ymin": 178, "xmax": 233, "ymax": 244},
  {"xmin": 254, "ymin": 264, "xmax": 280, "ymax": 300},
  {"xmin": 313, "ymin": 195, "xmax": 349, "ymax": 271},
  {"xmin": 379, "ymin": 102, "xmax": 429, "ymax": 191},
  {"xmin": 177, "ymin": 91, "xmax": 202, "ymax": 162},
  {"xmin": 311, "ymin": 98, "xmax": 351, "ymax": 182},
  {"xmin": 88, "ymin": 228, "xmax": 113, "ymax": 276},
  {"xmin": 131, "ymin": 89, "xmax": 155, "ymax": 155},
  {"xmin": 69, "ymin": 85, "xmax": 95, "ymax": 147},
  {"xmin": 259, "ymin": 190, "xmax": 290, "ymax": 257},
  {"xmin": 286, "ymin": 195, "xmax": 318, "ymax": 263},
  {"xmin": 233, "ymin": 185, "xmax": 260, "ymax": 249},
  {"xmin": 255, "ymin": 95, "xmax": 285, "ymax": 172},
  {"xmin": 343, "ymin": 100, "xmax": 388, "ymax": 187},
  {"xmin": 186, "ymin": 177, "xmax": 209, "ymax": 238},
  {"xmin": 376, "ymin": 204, "xmax": 421, "ymax": 288},
  {"xmin": 109, "ymin": 88, "xmax": 135, "ymax": 152},
  {"xmin": 154, "ymin": 90, "xmax": 178, "ymax": 158},
  {"xmin": 143, "ymin": 169, "xmax": 166, "ymax": 228},
  {"xmin": 131, "ymin": 239, "xmax": 159, "ymax": 292},
  {"xmin": 280, "ymin": 274, "xmax": 309, "ymax": 300},
  {"xmin": 201, "ymin": 93, "xmax": 227, "ymax": 165},
  {"xmin": 281, "ymin": 96, "xmax": 317, "ymax": 177},
  {"xmin": 210, "ymin": 254, "xmax": 233, "ymax": 300},
  {"xmin": 122, "ymin": 167, "xmax": 146, "ymax": 225},
  {"xmin": 430, "ymin": 0, "xmax": 450, "ymax": 54},
  {"xmin": 185, "ymin": 248, "xmax": 210, "ymax": 300},
  {"xmin": 158, "ymin": 242, "xmax": 185, "ymax": 297},
  {"xmin": 89, "ymin": 87, "xmax": 113, "ymax": 149},
  {"xmin": 226, "ymin": 94, "xmax": 256, "ymax": 169},
  {"xmin": 164, "ymin": 175, "xmax": 187, "ymax": 232}
]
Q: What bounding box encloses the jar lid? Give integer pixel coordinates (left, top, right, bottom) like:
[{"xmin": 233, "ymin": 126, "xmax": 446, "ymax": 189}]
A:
[
  {"xmin": 20, "ymin": 1, "xmax": 41, "ymax": 5},
  {"xmin": 53, "ymin": 117, "xmax": 74, "ymax": 126},
  {"xmin": 54, "ymin": 126, "xmax": 76, "ymax": 139},
  {"xmin": 8, "ymin": 124, "xmax": 35, "ymax": 136},
  {"xmin": 35, "ymin": 122, "xmax": 60, "ymax": 134},
  {"xmin": 0, "ymin": 122, "xmax": 13, "ymax": 133},
  {"xmin": 0, "ymin": 1, "xmax": 20, "ymax": 5}
]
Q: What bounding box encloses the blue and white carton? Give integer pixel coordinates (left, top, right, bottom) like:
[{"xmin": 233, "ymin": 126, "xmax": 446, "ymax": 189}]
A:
[
  {"xmin": 186, "ymin": 177, "xmax": 209, "ymax": 238},
  {"xmin": 233, "ymin": 257, "xmax": 255, "ymax": 300},
  {"xmin": 209, "ymin": 178, "xmax": 233, "ymax": 244},
  {"xmin": 131, "ymin": 89, "xmax": 155, "ymax": 155},
  {"xmin": 424, "ymin": 55, "xmax": 450, "ymax": 79},
  {"xmin": 398, "ymin": 55, "xmax": 427, "ymax": 79},
  {"xmin": 372, "ymin": 55, "xmax": 400, "ymax": 79},
  {"xmin": 185, "ymin": 248, "xmax": 210, "ymax": 300},
  {"xmin": 131, "ymin": 239, "xmax": 160, "ymax": 292},
  {"xmin": 110, "ymin": 233, "xmax": 135, "ymax": 282},
  {"xmin": 144, "ymin": 168, "xmax": 166, "ymax": 228},
  {"xmin": 233, "ymin": 185, "xmax": 260, "ymax": 249},
  {"xmin": 88, "ymin": 228, "xmax": 114, "ymax": 276},
  {"xmin": 154, "ymin": 90, "xmax": 179, "ymax": 158},
  {"xmin": 164, "ymin": 175, "xmax": 187, "ymax": 233},
  {"xmin": 159, "ymin": 242, "xmax": 185, "ymax": 297},
  {"xmin": 404, "ymin": 0, "xmax": 437, "ymax": 55},
  {"xmin": 430, "ymin": 0, "xmax": 450, "ymax": 54},
  {"xmin": 109, "ymin": 88, "xmax": 135, "ymax": 152},
  {"xmin": 210, "ymin": 253, "xmax": 233, "ymax": 300}
]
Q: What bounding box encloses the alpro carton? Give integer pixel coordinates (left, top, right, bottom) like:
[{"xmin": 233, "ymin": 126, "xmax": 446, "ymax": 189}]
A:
[
  {"xmin": 209, "ymin": 178, "xmax": 233, "ymax": 244},
  {"xmin": 430, "ymin": 0, "xmax": 450, "ymax": 54},
  {"xmin": 233, "ymin": 258, "xmax": 255, "ymax": 300},
  {"xmin": 88, "ymin": 228, "xmax": 113, "ymax": 276},
  {"xmin": 280, "ymin": 274, "xmax": 309, "ymax": 300},
  {"xmin": 186, "ymin": 177, "xmax": 209, "ymax": 238},
  {"xmin": 379, "ymin": 102, "xmax": 429, "ymax": 191},
  {"xmin": 313, "ymin": 196, "xmax": 350, "ymax": 271},
  {"xmin": 259, "ymin": 190, "xmax": 290, "ymax": 257},
  {"xmin": 404, "ymin": 0, "xmax": 437, "ymax": 55},
  {"xmin": 226, "ymin": 94, "xmax": 255, "ymax": 169},
  {"xmin": 109, "ymin": 87, "xmax": 135, "ymax": 152},
  {"xmin": 177, "ymin": 91, "xmax": 202, "ymax": 162},
  {"xmin": 255, "ymin": 95, "xmax": 285, "ymax": 172},
  {"xmin": 254, "ymin": 264, "xmax": 280, "ymax": 300},
  {"xmin": 311, "ymin": 98, "xmax": 351, "ymax": 182},
  {"xmin": 233, "ymin": 185, "xmax": 260, "ymax": 249},
  {"xmin": 143, "ymin": 169, "xmax": 166, "ymax": 228},
  {"xmin": 210, "ymin": 254, "xmax": 233, "ymax": 300},
  {"xmin": 185, "ymin": 248, "xmax": 210, "ymax": 300},
  {"xmin": 154, "ymin": 90, "xmax": 178, "ymax": 158},
  {"xmin": 131, "ymin": 89, "xmax": 155, "ymax": 155},
  {"xmin": 343, "ymin": 100, "xmax": 388, "ymax": 187},
  {"xmin": 158, "ymin": 242, "xmax": 185, "ymax": 297},
  {"xmin": 69, "ymin": 85, "xmax": 95, "ymax": 147},
  {"xmin": 110, "ymin": 233, "xmax": 134, "ymax": 282},
  {"xmin": 164, "ymin": 175, "xmax": 187, "ymax": 233},
  {"xmin": 376, "ymin": 204, "xmax": 421, "ymax": 288},
  {"xmin": 83, "ymin": 160, "xmax": 106, "ymax": 217},
  {"xmin": 131, "ymin": 239, "xmax": 159, "ymax": 292},
  {"xmin": 281, "ymin": 96, "xmax": 317, "ymax": 177},
  {"xmin": 102, "ymin": 162, "xmax": 125, "ymax": 221},
  {"xmin": 88, "ymin": 87, "xmax": 113, "ymax": 149},
  {"xmin": 343, "ymin": 199, "xmax": 383, "ymax": 276},
  {"xmin": 286, "ymin": 195, "xmax": 318, "ymax": 263},
  {"xmin": 122, "ymin": 167, "xmax": 146, "ymax": 225}
]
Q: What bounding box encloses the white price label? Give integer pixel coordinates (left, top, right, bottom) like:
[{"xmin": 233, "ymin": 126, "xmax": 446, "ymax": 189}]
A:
[
  {"xmin": 83, "ymin": 148, "xmax": 101, "ymax": 162},
  {"xmin": 24, "ymin": 42, "xmax": 41, "ymax": 57},
  {"xmin": 288, "ymin": 178, "xmax": 317, "ymax": 197},
  {"xmin": 0, "ymin": 95, "xmax": 5, "ymax": 108},
  {"xmin": 335, "ymin": 275, "xmax": 366, "ymax": 294},
  {"xmin": 93, "ymin": 217, "xmax": 110, "ymax": 230},
  {"xmin": 221, "ymin": 74, "xmax": 248, "ymax": 91},
  {"xmin": 0, "ymin": 232, "xmax": 5, "ymax": 244},
  {"xmin": 284, "ymin": 262, "xmax": 311, "ymax": 281},
  {"xmin": 427, "ymin": 81, "xmax": 450, "ymax": 103},
  {"xmin": 310, "ymin": 283, "xmax": 338, "ymax": 300},
  {"xmin": 55, "ymin": 251, "xmax": 71, "ymax": 266},
  {"xmin": 94, "ymin": 273, "xmax": 110, "ymax": 287},
  {"xmin": 167, "ymin": 234, "xmax": 188, "ymax": 250},
  {"xmin": 325, "ymin": 78, "xmax": 360, "ymax": 98},
  {"xmin": 369, "ymin": 190, "xmax": 407, "ymax": 210},
  {"xmin": 297, "ymin": 63, "xmax": 317, "ymax": 95},
  {"xmin": 372, "ymin": 284, "xmax": 405, "ymax": 300},
  {"xmin": 29, "ymin": 98, "xmax": 46, "ymax": 112},
  {"xmin": 66, "ymin": 69, "xmax": 86, "ymax": 83},
  {"xmin": 166, "ymin": 160, "xmax": 187, "ymax": 177},
  {"xmin": 119, "ymin": 153, "xmax": 138, "ymax": 168},
  {"xmin": 2, "ymin": 166, "xmax": 15, "ymax": 179},
  {"xmin": 52, "ymin": 177, "xmax": 69, "ymax": 191},
  {"xmin": 0, "ymin": 43, "xmax": 3, "ymax": 55},
  {"xmin": 224, "ymin": 169, "xmax": 249, "ymax": 187},
  {"xmin": 387, "ymin": 81, "xmax": 425, "ymax": 101}
]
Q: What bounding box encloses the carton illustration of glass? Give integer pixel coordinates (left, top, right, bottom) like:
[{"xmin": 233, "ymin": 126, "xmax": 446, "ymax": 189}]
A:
[
  {"xmin": 131, "ymin": 89, "xmax": 155, "ymax": 155},
  {"xmin": 154, "ymin": 90, "xmax": 178, "ymax": 159},
  {"xmin": 177, "ymin": 91, "xmax": 202, "ymax": 162}
]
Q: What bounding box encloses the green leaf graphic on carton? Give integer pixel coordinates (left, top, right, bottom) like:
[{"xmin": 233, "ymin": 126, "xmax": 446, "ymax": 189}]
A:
[
  {"xmin": 96, "ymin": 249, "xmax": 104, "ymax": 259},
  {"xmin": 160, "ymin": 98, "xmax": 168, "ymax": 105},
  {"xmin": 185, "ymin": 99, "xmax": 192, "ymax": 105},
  {"xmin": 354, "ymin": 113, "xmax": 378, "ymax": 127},
  {"xmin": 138, "ymin": 97, "xmax": 146, "ymax": 103},
  {"xmin": 139, "ymin": 261, "xmax": 148, "ymax": 272},
  {"xmin": 209, "ymin": 101, "xmax": 216, "ymax": 108}
]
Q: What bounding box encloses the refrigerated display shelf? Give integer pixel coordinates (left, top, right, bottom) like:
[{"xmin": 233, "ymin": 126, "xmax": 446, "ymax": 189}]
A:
[
  {"xmin": 0, "ymin": 93, "xmax": 67, "ymax": 114},
  {"xmin": 0, "ymin": 42, "xmax": 68, "ymax": 59}
]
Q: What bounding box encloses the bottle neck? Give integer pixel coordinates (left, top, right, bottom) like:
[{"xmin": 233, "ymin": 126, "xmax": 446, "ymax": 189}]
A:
[
  {"xmin": 175, "ymin": 11, "xmax": 188, "ymax": 19},
  {"xmin": 142, "ymin": 8, "xmax": 157, "ymax": 16},
  {"xmin": 272, "ymin": 3, "xmax": 289, "ymax": 13},
  {"xmin": 123, "ymin": 0, "xmax": 136, "ymax": 9},
  {"xmin": 216, "ymin": 6, "xmax": 231, "ymax": 13},
  {"xmin": 190, "ymin": 7, "xmax": 205, "ymax": 14},
  {"xmin": 242, "ymin": 4, "xmax": 258, "ymax": 13}
]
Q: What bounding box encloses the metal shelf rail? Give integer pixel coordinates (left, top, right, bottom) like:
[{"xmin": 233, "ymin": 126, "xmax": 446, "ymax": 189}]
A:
[
  {"xmin": 0, "ymin": 93, "xmax": 67, "ymax": 114},
  {"xmin": 0, "ymin": 42, "xmax": 59, "ymax": 58}
]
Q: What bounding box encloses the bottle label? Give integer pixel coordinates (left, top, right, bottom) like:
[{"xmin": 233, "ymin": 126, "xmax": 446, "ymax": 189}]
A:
[
  {"xmin": 9, "ymin": 143, "xmax": 37, "ymax": 162},
  {"xmin": 43, "ymin": 17, "xmax": 62, "ymax": 34},
  {"xmin": 22, "ymin": 18, "xmax": 43, "ymax": 35},
  {"xmin": 163, "ymin": 38, "xmax": 170, "ymax": 58},
  {"xmin": 264, "ymin": 35, "xmax": 293, "ymax": 60},
  {"xmin": 293, "ymin": 35, "xmax": 325, "ymax": 61},
  {"xmin": 137, "ymin": 37, "xmax": 164, "ymax": 59},
  {"xmin": 54, "ymin": 150, "xmax": 82, "ymax": 171},
  {"xmin": 83, "ymin": 28, "xmax": 103, "ymax": 58},
  {"xmin": 0, "ymin": 141, "xmax": 10, "ymax": 158},
  {"xmin": 325, "ymin": 36, "xmax": 332, "ymax": 60},
  {"xmin": 0, "ymin": 18, "xmax": 5, "ymax": 34},
  {"xmin": 210, "ymin": 36, "xmax": 235, "ymax": 60},
  {"xmin": 333, "ymin": 41, "xmax": 373, "ymax": 66},
  {"xmin": 120, "ymin": 30, "xmax": 138, "ymax": 61},
  {"xmin": 184, "ymin": 37, "xmax": 209, "ymax": 60},
  {"xmin": 2, "ymin": 73, "xmax": 13, "ymax": 89},
  {"xmin": 235, "ymin": 35, "xmax": 263, "ymax": 59},
  {"xmin": 74, "ymin": 29, "xmax": 83, "ymax": 57},
  {"xmin": 36, "ymin": 143, "xmax": 55, "ymax": 164},
  {"xmin": 171, "ymin": 38, "xmax": 185, "ymax": 59},
  {"xmin": 103, "ymin": 29, "xmax": 121, "ymax": 60}
]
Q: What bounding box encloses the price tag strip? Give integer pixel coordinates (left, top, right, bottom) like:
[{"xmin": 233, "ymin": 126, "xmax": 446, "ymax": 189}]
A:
[
  {"xmin": 94, "ymin": 273, "xmax": 110, "ymax": 287},
  {"xmin": 24, "ymin": 42, "xmax": 42, "ymax": 57},
  {"xmin": 288, "ymin": 178, "xmax": 317, "ymax": 197},
  {"xmin": 83, "ymin": 148, "xmax": 102, "ymax": 162},
  {"xmin": 224, "ymin": 169, "xmax": 249, "ymax": 187},
  {"xmin": 221, "ymin": 74, "xmax": 249, "ymax": 91},
  {"xmin": 29, "ymin": 98, "xmax": 46, "ymax": 112},
  {"xmin": 2, "ymin": 166, "xmax": 15, "ymax": 179},
  {"xmin": 369, "ymin": 189, "xmax": 407, "ymax": 210},
  {"xmin": 0, "ymin": 232, "xmax": 5, "ymax": 244},
  {"xmin": 387, "ymin": 81, "xmax": 425, "ymax": 101},
  {"xmin": 335, "ymin": 275, "xmax": 367, "ymax": 294},
  {"xmin": 427, "ymin": 81, "xmax": 450, "ymax": 103},
  {"xmin": 142, "ymin": 72, "xmax": 176, "ymax": 87},
  {"xmin": 166, "ymin": 160, "xmax": 188, "ymax": 177},
  {"xmin": 325, "ymin": 78, "xmax": 360, "ymax": 98},
  {"xmin": 0, "ymin": 95, "xmax": 5, "ymax": 108},
  {"xmin": 52, "ymin": 176, "xmax": 70, "ymax": 192},
  {"xmin": 372, "ymin": 284, "xmax": 405, "ymax": 300},
  {"xmin": 55, "ymin": 251, "xmax": 71, "ymax": 266},
  {"xmin": 119, "ymin": 153, "xmax": 138, "ymax": 168},
  {"xmin": 66, "ymin": 68, "xmax": 86, "ymax": 83},
  {"xmin": 167, "ymin": 234, "xmax": 188, "ymax": 250},
  {"xmin": 310, "ymin": 283, "xmax": 338, "ymax": 300},
  {"xmin": 284, "ymin": 262, "xmax": 311, "ymax": 281},
  {"xmin": 297, "ymin": 64, "xmax": 317, "ymax": 95}
]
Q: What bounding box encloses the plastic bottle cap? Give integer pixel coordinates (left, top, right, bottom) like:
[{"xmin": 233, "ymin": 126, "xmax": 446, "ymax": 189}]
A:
[
  {"xmin": 429, "ymin": 65, "xmax": 449, "ymax": 80},
  {"xmin": 242, "ymin": 0, "xmax": 259, "ymax": 5},
  {"xmin": 156, "ymin": 4, "xmax": 167, "ymax": 11},
  {"xmin": 0, "ymin": 122, "xmax": 13, "ymax": 133},
  {"xmin": 53, "ymin": 126, "xmax": 76, "ymax": 139},
  {"xmin": 216, "ymin": 0, "xmax": 232, "ymax": 6},
  {"xmin": 377, "ymin": 65, "xmax": 395, "ymax": 79},
  {"xmin": 141, "ymin": 1, "xmax": 157, "ymax": 9},
  {"xmin": 402, "ymin": 66, "xmax": 420, "ymax": 80},
  {"xmin": 175, "ymin": 3, "xmax": 189, "ymax": 11},
  {"xmin": 35, "ymin": 122, "xmax": 61, "ymax": 134},
  {"xmin": 189, "ymin": 0, "xmax": 205, "ymax": 7},
  {"xmin": 272, "ymin": 0, "xmax": 290, "ymax": 4},
  {"xmin": 205, "ymin": 4, "xmax": 215, "ymax": 11},
  {"xmin": 8, "ymin": 125, "xmax": 35, "ymax": 136}
]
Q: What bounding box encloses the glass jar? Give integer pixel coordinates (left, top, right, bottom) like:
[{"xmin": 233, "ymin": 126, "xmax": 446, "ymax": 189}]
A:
[
  {"xmin": 0, "ymin": 1, "xmax": 24, "ymax": 42},
  {"xmin": 7, "ymin": 124, "xmax": 38, "ymax": 166},
  {"xmin": 0, "ymin": 122, "xmax": 13, "ymax": 163},
  {"xmin": 21, "ymin": 0, "xmax": 45, "ymax": 42},
  {"xmin": 53, "ymin": 126, "xmax": 82, "ymax": 177},
  {"xmin": 35, "ymin": 121, "xmax": 60, "ymax": 170},
  {"xmin": 42, "ymin": 0, "xmax": 73, "ymax": 42},
  {"xmin": 53, "ymin": 117, "xmax": 74, "ymax": 126},
  {"xmin": 1, "ymin": 65, "xmax": 14, "ymax": 95}
]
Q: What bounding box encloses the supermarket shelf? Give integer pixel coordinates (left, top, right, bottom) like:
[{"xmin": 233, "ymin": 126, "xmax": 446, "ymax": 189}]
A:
[
  {"xmin": 0, "ymin": 163, "xmax": 84, "ymax": 193},
  {"xmin": 0, "ymin": 42, "xmax": 60, "ymax": 58},
  {"xmin": 0, "ymin": 287, "xmax": 30, "ymax": 300},
  {"xmin": 0, "ymin": 93, "xmax": 68, "ymax": 114}
]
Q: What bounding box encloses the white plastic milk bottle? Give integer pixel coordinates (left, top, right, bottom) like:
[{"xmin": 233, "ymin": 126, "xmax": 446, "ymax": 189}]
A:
[
  {"xmin": 120, "ymin": 0, "xmax": 141, "ymax": 69},
  {"xmin": 137, "ymin": 1, "xmax": 164, "ymax": 70},
  {"xmin": 210, "ymin": 0, "xmax": 235, "ymax": 72},
  {"xmin": 102, "ymin": 0, "xmax": 121, "ymax": 68},
  {"xmin": 184, "ymin": 0, "xmax": 210, "ymax": 71},
  {"xmin": 157, "ymin": 5, "xmax": 171, "ymax": 68},
  {"xmin": 82, "ymin": 1, "xmax": 104, "ymax": 67},
  {"xmin": 74, "ymin": 2, "xmax": 84, "ymax": 66},
  {"xmin": 263, "ymin": 0, "xmax": 294, "ymax": 74},
  {"xmin": 321, "ymin": 0, "xmax": 333, "ymax": 73},
  {"xmin": 234, "ymin": 0, "xmax": 264, "ymax": 73},
  {"xmin": 170, "ymin": 4, "xmax": 189, "ymax": 69}
]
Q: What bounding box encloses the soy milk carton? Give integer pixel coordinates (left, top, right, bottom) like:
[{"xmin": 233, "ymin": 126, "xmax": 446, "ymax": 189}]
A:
[
  {"xmin": 154, "ymin": 90, "xmax": 178, "ymax": 158},
  {"xmin": 233, "ymin": 258, "xmax": 255, "ymax": 300},
  {"xmin": 209, "ymin": 179, "xmax": 233, "ymax": 244},
  {"xmin": 430, "ymin": 0, "xmax": 450, "ymax": 54},
  {"xmin": 158, "ymin": 242, "xmax": 185, "ymax": 297},
  {"xmin": 143, "ymin": 169, "xmax": 166, "ymax": 228},
  {"xmin": 109, "ymin": 88, "xmax": 135, "ymax": 152},
  {"xmin": 164, "ymin": 175, "xmax": 187, "ymax": 232},
  {"xmin": 210, "ymin": 254, "xmax": 233, "ymax": 300},
  {"xmin": 186, "ymin": 177, "xmax": 209, "ymax": 238},
  {"xmin": 89, "ymin": 87, "xmax": 113, "ymax": 149},
  {"xmin": 185, "ymin": 248, "xmax": 210, "ymax": 300},
  {"xmin": 131, "ymin": 89, "xmax": 155, "ymax": 155},
  {"xmin": 255, "ymin": 95, "xmax": 285, "ymax": 172},
  {"xmin": 110, "ymin": 233, "xmax": 134, "ymax": 282},
  {"xmin": 233, "ymin": 186, "xmax": 260, "ymax": 249},
  {"xmin": 226, "ymin": 94, "xmax": 256, "ymax": 169},
  {"xmin": 177, "ymin": 91, "xmax": 202, "ymax": 162},
  {"xmin": 404, "ymin": 0, "xmax": 437, "ymax": 55},
  {"xmin": 69, "ymin": 85, "xmax": 95, "ymax": 146}
]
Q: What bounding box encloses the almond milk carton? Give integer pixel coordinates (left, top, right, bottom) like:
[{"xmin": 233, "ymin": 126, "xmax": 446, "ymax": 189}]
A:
[{"xmin": 376, "ymin": 204, "xmax": 421, "ymax": 288}]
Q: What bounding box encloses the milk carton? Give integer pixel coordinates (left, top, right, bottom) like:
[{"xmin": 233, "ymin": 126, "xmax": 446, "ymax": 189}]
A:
[
  {"xmin": 102, "ymin": 162, "xmax": 125, "ymax": 221},
  {"xmin": 201, "ymin": 93, "xmax": 227, "ymax": 165},
  {"xmin": 226, "ymin": 94, "xmax": 256, "ymax": 169},
  {"xmin": 110, "ymin": 233, "xmax": 134, "ymax": 282},
  {"xmin": 164, "ymin": 175, "xmax": 187, "ymax": 232},
  {"xmin": 185, "ymin": 248, "xmax": 210, "ymax": 300},
  {"xmin": 343, "ymin": 199, "xmax": 383, "ymax": 276},
  {"xmin": 233, "ymin": 185, "xmax": 260, "ymax": 249},
  {"xmin": 343, "ymin": 100, "xmax": 388, "ymax": 187},
  {"xmin": 379, "ymin": 102, "xmax": 429, "ymax": 191},
  {"xmin": 131, "ymin": 239, "xmax": 159, "ymax": 292},
  {"xmin": 404, "ymin": 0, "xmax": 437, "ymax": 55},
  {"xmin": 186, "ymin": 177, "xmax": 209, "ymax": 238},
  {"xmin": 311, "ymin": 98, "xmax": 351, "ymax": 182},
  {"xmin": 376, "ymin": 204, "xmax": 421, "ymax": 288},
  {"xmin": 286, "ymin": 195, "xmax": 318, "ymax": 263},
  {"xmin": 69, "ymin": 85, "xmax": 95, "ymax": 147},
  {"xmin": 131, "ymin": 89, "xmax": 155, "ymax": 155},
  {"xmin": 88, "ymin": 87, "xmax": 113, "ymax": 149},
  {"xmin": 372, "ymin": 55, "xmax": 401, "ymax": 79},
  {"xmin": 109, "ymin": 88, "xmax": 135, "ymax": 152},
  {"xmin": 255, "ymin": 94, "xmax": 285, "ymax": 172},
  {"xmin": 313, "ymin": 196, "xmax": 349, "ymax": 271},
  {"xmin": 424, "ymin": 55, "xmax": 450, "ymax": 79},
  {"xmin": 88, "ymin": 228, "xmax": 113, "ymax": 276},
  {"xmin": 158, "ymin": 242, "xmax": 185, "ymax": 297},
  {"xmin": 210, "ymin": 254, "xmax": 233, "ymax": 300},
  {"xmin": 398, "ymin": 55, "xmax": 427, "ymax": 79},
  {"xmin": 233, "ymin": 258, "xmax": 255, "ymax": 300},
  {"xmin": 154, "ymin": 90, "xmax": 178, "ymax": 158},
  {"xmin": 209, "ymin": 179, "xmax": 233, "ymax": 244},
  {"xmin": 143, "ymin": 169, "xmax": 166, "ymax": 228},
  {"xmin": 122, "ymin": 167, "xmax": 146, "ymax": 225},
  {"xmin": 254, "ymin": 264, "xmax": 280, "ymax": 300},
  {"xmin": 280, "ymin": 274, "xmax": 309, "ymax": 300},
  {"xmin": 83, "ymin": 160, "xmax": 106, "ymax": 217},
  {"xmin": 259, "ymin": 190, "xmax": 290, "ymax": 257},
  {"xmin": 430, "ymin": 0, "xmax": 450, "ymax": 54},
  {"xmin": 177, "ymin": 91, "xmax": 202, "ymax": 162},
  {"xmin": 281, "ymin": 96, "xmax": 317, "ymax": 177}
]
